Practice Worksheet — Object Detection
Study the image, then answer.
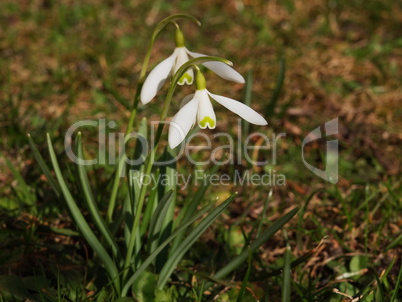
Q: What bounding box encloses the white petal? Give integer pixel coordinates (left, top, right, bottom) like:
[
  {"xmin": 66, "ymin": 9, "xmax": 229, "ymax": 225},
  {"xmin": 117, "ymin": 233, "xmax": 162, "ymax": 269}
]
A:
[
  {"xmin": 180, "ymin": 94, "xmax": 194, "ymax": 108},
  {"xmin": 140, "ymin": 50, "xmax": 178, "ymax": 104},
  {"xmin": 168, "ymin": 97, "xmax": 199, "ymax": 148},
  {"xmin": 196, "ymin": 90, "xmax": 216, "ymax": 129},
  {"xmin": 173, "ymin": 48, "xmax": 194, "ymax": 85},
  {"xmin": 208, "ymin": 91, "xmax": 268, "ymax": 125},
  {"xmin": 186, "ymin": 48, "xmax": 245, "ymax": 84}
]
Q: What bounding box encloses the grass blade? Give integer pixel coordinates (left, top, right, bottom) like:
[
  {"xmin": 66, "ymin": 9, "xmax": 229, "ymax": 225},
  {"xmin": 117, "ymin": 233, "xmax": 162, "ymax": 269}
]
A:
[
  {"xmin": 237, "ymin": 246, "xmax": 252, "ymax": 302},
  {"xmin": 155, "ymin": 148, "xmax": 177, "ymax": 271},
  {"xmin": 28, "ymin": 133, "xmax": 61, "ymax": 198},
  {"xmin": 1, "ymin": 152, "xmax": 35, "ymax": 207},
  {"xmin": 46, "ymin": 133, "xmax": 120, "ymax": 292},
  {"xmin": 148, "ymin": 190, "xmax": 174, "ymax": 254},
  {"xmin": 282, "ymin": 238, "xmax": 292, "ymax": 302},
  {"xmin": 76, "ymin": 132, "xmax": 121, "ymax": 261},
  {"xmin": 170, "ymin": 165, "xmax": 219, "ymax": 254},
  {"xmin": 140, "ymin": 169, "xmax": 159, "ymax": 236},
  {"xmin": 121, "ymin": 201, "xmax": 217, "ymax": 296},
  {"xmin": 390, "ymin": 262, "xmax": 402, "ymax": 302},
  {"xmin": 265, "ymin": 55, "xmax": 285, "ymax": 118},
  {"xmin": 386, "ymin": 233, "xmax": 402, "ymax": 251},
  {"xmin": 157, "ymin": 193, "xmax": 237, "ymax": 289},
  {"xmin": 213, "ymin": 207, "xmax": 299, "ymax": 279}
]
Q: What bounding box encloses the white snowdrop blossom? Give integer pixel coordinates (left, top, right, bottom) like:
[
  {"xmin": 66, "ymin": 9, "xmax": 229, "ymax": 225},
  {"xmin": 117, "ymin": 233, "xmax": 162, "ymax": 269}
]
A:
[
  {"xmin": 168, "ymin": 71, "xmax": 267, "ymax": 149},
  {"xmin": 140, "ymin": 29, "xmax": 245, "ymax": 104}
]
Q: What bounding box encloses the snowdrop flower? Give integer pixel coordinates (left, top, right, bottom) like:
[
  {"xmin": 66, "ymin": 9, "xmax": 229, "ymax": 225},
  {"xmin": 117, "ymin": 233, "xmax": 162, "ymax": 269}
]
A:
[
  {"xmin": 168, "ymin": 70, "xmax": 267, "ymax": 148},
  {"xmin": 140, "ymin": 28, "xmax": 245, "ymax": 104}
]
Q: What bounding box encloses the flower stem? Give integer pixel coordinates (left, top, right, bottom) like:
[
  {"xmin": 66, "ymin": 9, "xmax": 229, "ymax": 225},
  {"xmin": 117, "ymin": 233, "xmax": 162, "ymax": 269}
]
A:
[
  {"xmin": 121, "ymin": 56, "xmax": 229, "ymax": 286},
  {"xmin": 107, "ymin": 39, "xmax": 152, "ymax": 223},
  {"xmin": 122, "ymin": 77, "xmax": 177, "ymax": 282},
  {"xmin": 107, "ymin": 14, "xmax": 202, "ymax": 224}
]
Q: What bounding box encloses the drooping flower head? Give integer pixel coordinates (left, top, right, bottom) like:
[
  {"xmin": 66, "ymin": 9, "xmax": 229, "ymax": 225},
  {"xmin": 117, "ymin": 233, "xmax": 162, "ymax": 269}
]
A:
[
  {"xmin": 168, "ymin": 70, "xmax": 267, "ymax": 148},
  {"xmin": 140, "ymin": 28, "xmax": 245, "ymax": 104}
]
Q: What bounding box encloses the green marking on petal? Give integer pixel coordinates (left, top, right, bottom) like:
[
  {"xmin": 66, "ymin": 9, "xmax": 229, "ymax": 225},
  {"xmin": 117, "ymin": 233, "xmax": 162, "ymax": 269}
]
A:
[
  {"xmin": 178, "ymin": 71, "xmax": 194, "ymax": 85},
  {"xmin": 199, "ymin": 116, "xmax": 215, "ymax": 129}
]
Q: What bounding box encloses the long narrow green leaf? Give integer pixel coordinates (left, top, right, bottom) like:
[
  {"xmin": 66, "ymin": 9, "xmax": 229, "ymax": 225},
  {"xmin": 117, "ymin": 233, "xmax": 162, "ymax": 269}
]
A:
[
  {"xmin": 265, "ymin": 55, "xmax": 285, "ymax": 117},
  {"xmin": 121, "ymin": 201, "xmax": 217, "ymax": 296},
  {"xmin": 155, "ymin": 148, "xmax": 177, "ymax": 271},
  {"xmin": 213, "ymin": 207, "xmax": 299, "ymax": 279},
  {"xmin": 37, "ymin": 225, "xmax": 80, "ymax": 237},
  {"xmin": 140, "ymin": 170, "xmax": 159, "ymax": 236},
  {"xmin": 173, "ymin": 172, "xmax": 211, "ymax": 227},
  {"xmin": 28, "ymin": 134, "xmax": 61, "ymax": 198},
  {"xmin": 256, "ymin": 190, "xmax": 272, "ymax": 238},
  {"xmin": 76, "ymin": 132, "xmax": 121, "ymax": 261},
  {"xmin": 158, "ymin": 194, "xmax": 237, "ymax": 289},
  {"xmin": 390, "ymin": 262, "xmax": 402, "ymax": 302},
  {"xmin": 170, "ymin": 165, "xmax": 219, "ymax": 254},
  {"xmin": 386, "ymin": 233, "xmax": 402, "ymax": 251},
  {"xmin": 148, "ymin": 190, "xmax": 174, "ymax": 254},
  {"xmin": 46, "ymin": 134, "xmax": 120, "ymax": 292},
  {"xmin": 1, "ymin": 152, "xmax": 35, "ymax": 206},
  {"xmin": 282, "ymin": 240, "xmax": 292, "ymax": 302},
  {"xmin": 130, "ymin": 117, "xmax": 148, "ymax": 173},
  {"xmin": 125, "ymin": 118, "xmax": 148, "ymax": 264},
  {"xmin": 253, "ymin": 248, "xmax": 316, "ymax": 280},
  {"xmin": 237, "ymin": 247, "xmax": 252, "ymax": 302},
  {"xmin": 373, "ymin": 270, "xmax": 385, "ymax": 302},
  {"xmin": 123, "ymin": 187, "xmax": 141, "ymax": 270}
]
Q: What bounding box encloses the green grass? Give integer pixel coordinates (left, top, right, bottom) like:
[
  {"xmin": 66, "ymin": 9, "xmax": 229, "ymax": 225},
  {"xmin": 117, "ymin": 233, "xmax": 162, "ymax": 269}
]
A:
[{"xmin": 1, "ymin": 0, "xmax": 401, "ymax": 301}]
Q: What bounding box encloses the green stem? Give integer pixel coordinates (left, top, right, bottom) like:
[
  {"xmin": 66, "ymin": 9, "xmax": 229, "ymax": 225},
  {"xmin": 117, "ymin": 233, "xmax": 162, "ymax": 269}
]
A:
[
  {"xmin": 122, "ymin": 77, "xmax": 177, "ymax": 282},
  {"xmin": 121, "ymin": 56, "xmax": 233, "ymax": 282},
  {"xmin": 107, "ymin": 38, "xmax": 151, "ymax": 223},
  {"xmin": 107, "ymin": 14, "xmax": 201, "ymax": 224}
]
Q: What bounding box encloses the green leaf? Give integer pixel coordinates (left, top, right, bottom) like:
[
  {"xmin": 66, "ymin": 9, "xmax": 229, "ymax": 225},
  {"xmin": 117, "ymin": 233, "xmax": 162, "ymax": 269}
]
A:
[
  {"xmin": 157, "ymin": 194, "xmax": 237, "ymax": 289},
  {"xmin": 213, "ymin": 207, "xmax": 299, "ymax": 279},
  {"xmin": 154, "ymin": 286, "xmax": 178, "ymax": 301},
  {"xmin": 76, "ymin": 132, "xmax": 121, "ymax": 261},
  {"xmin": 22, "ymin": 276, "xmax": 50, "ymax": 292},
  {"xmin": 148, "ymin": 190, "xmax": 174, "ymax": 254},
  {"xmin": 114, "ymin": 298, "xmax": 135, "ymax": 302},
  {"xmin": 95, "ymin": 287, "xmax": 109, "ymax": 302},
  {"xmin": 155, "ymin": 148, "xmax": 177, "ymax": 271},
  {"xmin": 390, "ymin": 262, "xmax": 402, "ymax": 302},
  {"xmin": 130, "ymin": 117, "xmax": 148, "ymax": 173},
  {"xmin": 0, "ymin": 274, "xmax": 30, "ymax": 300},
  {"xmin": 350, "ymin": 255, "xmax": 368, "ymax": 272},
  {"xmin": 237, "ymin": 247, "xmax": 252, "ymax": 302},
  {"xmin": 28, "ymin": 133, "xmax": 61, "ymax": 198},
  {"xmin": 132, "ymin": 271, "xmax": 157, "ymax": 302},
  {"xmin": 170, "ymin": 165, "xmax": 219, "ymax": 254},
  {"xmin": 46, "ymin": 134, "xmax": 120, "ymax": 293},
  {"xmin": 282, "ymin": 243, "xmax": 292, "ymax": 302},
  {"xmin": 386, "ymin": 233, "xmax": 402, "ymax": 251},
  {"xmin": 266, "ymin": 55, "xmax": 285, "ymax": 118},
  {"xmin": 121, "ymin": 201, "xmax": 218, "ymax": 296},
  {"xmin": 140, "ymin": 169, "xmax": 159, "ymax": 236},
  {"xmin": 0, "ymin": 151, "xmax": 36, "ymax": 207}
]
